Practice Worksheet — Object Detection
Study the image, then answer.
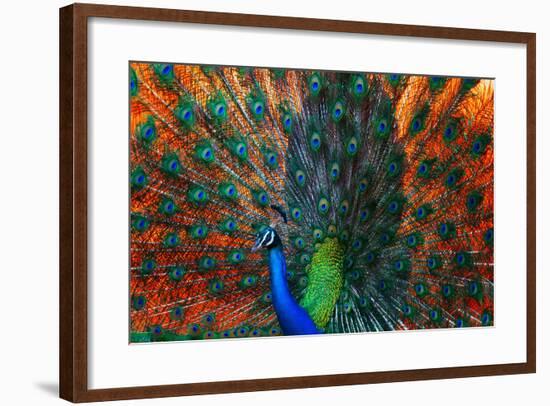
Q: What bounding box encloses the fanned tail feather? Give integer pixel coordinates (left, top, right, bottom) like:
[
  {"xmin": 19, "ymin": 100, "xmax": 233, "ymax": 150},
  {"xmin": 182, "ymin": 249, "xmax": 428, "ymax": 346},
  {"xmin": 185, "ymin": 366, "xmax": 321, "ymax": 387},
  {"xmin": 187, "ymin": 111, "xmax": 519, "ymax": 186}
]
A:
[{"xmin": 129, "ymin": 63, "xmax": 493, "ymax": 341}]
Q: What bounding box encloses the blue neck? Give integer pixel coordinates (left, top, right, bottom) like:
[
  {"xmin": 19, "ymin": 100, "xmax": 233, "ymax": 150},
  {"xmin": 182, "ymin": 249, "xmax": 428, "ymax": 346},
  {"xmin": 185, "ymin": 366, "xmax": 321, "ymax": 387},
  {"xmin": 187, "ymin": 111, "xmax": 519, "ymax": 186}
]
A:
[{"xmin": 268, "ymin": 245, "xmax": 320, "ymax": 335}]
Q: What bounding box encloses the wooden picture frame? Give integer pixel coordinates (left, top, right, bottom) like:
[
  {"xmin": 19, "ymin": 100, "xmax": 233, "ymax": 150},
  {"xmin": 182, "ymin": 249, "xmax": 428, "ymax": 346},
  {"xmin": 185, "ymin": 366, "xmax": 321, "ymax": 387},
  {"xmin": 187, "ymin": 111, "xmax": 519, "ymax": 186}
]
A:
[{"xmin": 59, "ymin": 3, "xmax": 536, "ymax": 402}]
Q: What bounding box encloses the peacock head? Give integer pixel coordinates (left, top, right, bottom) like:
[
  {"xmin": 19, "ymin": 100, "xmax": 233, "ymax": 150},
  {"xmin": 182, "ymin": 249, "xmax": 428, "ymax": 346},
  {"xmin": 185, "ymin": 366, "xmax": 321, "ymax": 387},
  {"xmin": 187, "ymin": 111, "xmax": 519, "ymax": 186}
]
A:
[{"xmin": 251, "ymin": 227, "xmax": 281, "ymax": 252}]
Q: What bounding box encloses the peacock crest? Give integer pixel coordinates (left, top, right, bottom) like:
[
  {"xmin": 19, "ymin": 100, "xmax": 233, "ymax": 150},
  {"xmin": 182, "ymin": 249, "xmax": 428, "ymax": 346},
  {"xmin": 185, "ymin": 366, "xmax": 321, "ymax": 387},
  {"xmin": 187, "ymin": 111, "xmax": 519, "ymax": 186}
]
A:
[{"xmin": 129, "ymin": 62, "xmax": 494, "ymax": 342}]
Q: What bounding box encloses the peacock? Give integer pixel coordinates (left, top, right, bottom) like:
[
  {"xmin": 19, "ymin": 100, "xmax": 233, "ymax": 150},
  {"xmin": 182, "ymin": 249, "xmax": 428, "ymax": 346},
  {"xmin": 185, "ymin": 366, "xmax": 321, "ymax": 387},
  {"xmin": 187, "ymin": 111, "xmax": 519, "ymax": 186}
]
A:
[{"xmin": 129, "ymin": 62, "xmax": 494, "ymax": 342}]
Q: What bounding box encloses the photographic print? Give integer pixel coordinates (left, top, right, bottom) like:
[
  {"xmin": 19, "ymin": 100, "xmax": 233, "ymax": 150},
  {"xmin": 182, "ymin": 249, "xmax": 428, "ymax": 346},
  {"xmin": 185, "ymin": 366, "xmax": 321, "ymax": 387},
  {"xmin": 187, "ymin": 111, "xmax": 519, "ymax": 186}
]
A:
[{"xmin": 129, "ymin": 62, "xmax": 494, "ymax": 343}]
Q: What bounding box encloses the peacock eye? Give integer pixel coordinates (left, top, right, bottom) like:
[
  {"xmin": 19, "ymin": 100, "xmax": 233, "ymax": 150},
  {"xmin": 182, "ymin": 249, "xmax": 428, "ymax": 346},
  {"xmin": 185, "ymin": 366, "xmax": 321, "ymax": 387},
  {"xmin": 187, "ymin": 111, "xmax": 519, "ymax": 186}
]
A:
[
  {"xmin": 230, "ymin": 250, "xmax": 245, "ymax": 263},
  {"xmin": 282, "ymin": 114, "xmax": 292, "ymax": 131},
  {"xmin": 294, "ymin": 237, "xmax": 304, "ymax": 249},
  {"xmin": 309, "ymin": 73, "xmax": 322, "ymax": 95},
  {"xmin": 199, "ymin": 224, "xmax": 209, "ymax": 237},
  {"xmin": 265, "ymin": 151, "xmax": 278, "ymax": 168},
  {"xmin": 219, "ymin": 182, "xmax": 238, "ymax": 200},
  {"xmin": 200, "ymin": 256, "xmax": 216, "ymax": 271},
  {"xmin": 358, "ymin": 178, "xmax": 368, "ymax": 192},
  {"xmin": 346, "ymin": 137, "xmax": 358, "ymax": 155},
  {"xmin": 339, "ymin": 200, "xmax": 349, "ymax": 216},
  {"xmin": 332, "ymin": 101, "xmax": 345, "ymax": 122},
  {"xmin": 195, "ymin": 190, "xmax": 206, "ymax": 201},
  {"xmin": 311, "ymin": 79, "xmax": 319, "ymax": 91},
  {"xmin": 295, "ymin": 170, "xmax": 306, "ymax": 186},
  {"xmin": 209, "ymin": 278, "xmax": 224, "ymax": 294},
  {"xmin": 164, "ymin": 233, "xmax": 180, "ymax": 247},
  {"xmin": 388, "ymin": 201, "xmax": 399, "ymax": 213},
  {"xmin": 132, "ymin": 295, "xmax": 146, "ymax": 310},
  {"xmin": 253, "ymin": 101, "xmax": 264, "ymax": 115},
  {"xmin": 387, "ymin": 161, "xmax": 400, "ymax": 176},
  {"xmin": 329, "ymin": 163, "xmax": 340, "ymax": 180},
  {"xmin": 144, "ymin": 126, "xmax": 154, "ymax": 139},
  {"xmin": 317, "ymin": 198, "xmax": 330, "ymax": 215},
  {"xmin": 300, "ymin": 253, "xmax": 311, "ymax": 264},
  {"xmin": 313, "ymin": 228, "xmax": 324, "ymax": 241},
  {"xmin": 162, "ymin": 153, "xmax": 183, "ymax": 176},
  {"xmin": 354, "ymin": 77, "xmax": 365, "ymax": 94},
  {"xmin": 171, "ymin": 306, "xmax": 183, "ymax": 319},
  {"xmin": 469, "ymin": 281, "xmax": 478, "ymax": 294},
  {"xmin": 481, "ymin": 312, "xmax": 492, "ymax": 326},
  {"xmin": 427, "ymin": 258, "xmax": 435, "ymax": 268},
  {"xmin": 310, "ymin": 133, "xmax": 322, "ymax": 151},
  {"xmin": 291, "ymin": 207, "xmax": 302, "ymax": 221},
  {"xmin": 340, "ymin": 230, "xmax": 350, "ymax": 242}
]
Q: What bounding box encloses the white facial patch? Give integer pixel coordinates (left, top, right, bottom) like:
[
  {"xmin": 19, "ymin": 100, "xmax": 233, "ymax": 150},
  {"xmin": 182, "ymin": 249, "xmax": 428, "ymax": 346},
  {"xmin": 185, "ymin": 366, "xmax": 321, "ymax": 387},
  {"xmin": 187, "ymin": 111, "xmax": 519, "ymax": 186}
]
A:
[{"xmin": 260, "ymin": 229, "xmax": 275, "ymax": 247}]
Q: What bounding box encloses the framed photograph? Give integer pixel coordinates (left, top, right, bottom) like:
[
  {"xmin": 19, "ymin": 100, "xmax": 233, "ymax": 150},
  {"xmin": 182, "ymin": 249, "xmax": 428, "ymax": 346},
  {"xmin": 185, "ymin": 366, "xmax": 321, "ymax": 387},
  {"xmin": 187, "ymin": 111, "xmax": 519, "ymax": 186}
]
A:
[{"xmin": 59, "ymin": 3, "xmax": 536, "ymax": 402}]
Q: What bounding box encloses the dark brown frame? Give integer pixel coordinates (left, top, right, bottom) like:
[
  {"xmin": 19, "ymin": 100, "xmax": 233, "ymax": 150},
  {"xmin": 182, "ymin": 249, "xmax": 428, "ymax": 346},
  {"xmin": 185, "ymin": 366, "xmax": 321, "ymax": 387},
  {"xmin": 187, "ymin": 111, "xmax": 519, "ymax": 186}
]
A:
[{"xmin": 59, "ymin": 3, "xmax": 536, "ymax": 402}]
